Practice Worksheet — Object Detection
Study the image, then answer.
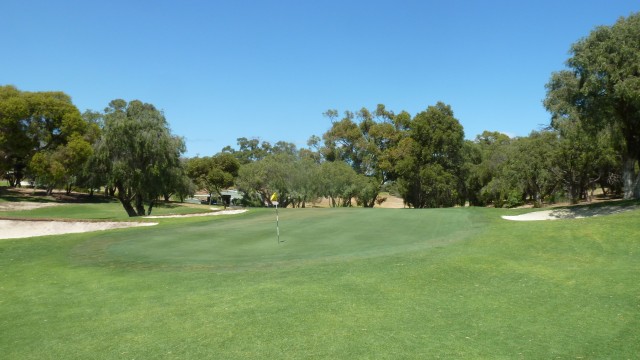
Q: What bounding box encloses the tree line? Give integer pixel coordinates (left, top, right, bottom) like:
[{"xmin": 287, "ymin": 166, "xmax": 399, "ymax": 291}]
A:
[{"xmin": 2, "ymin": 13, "xmax": 639, "ymax": 216}]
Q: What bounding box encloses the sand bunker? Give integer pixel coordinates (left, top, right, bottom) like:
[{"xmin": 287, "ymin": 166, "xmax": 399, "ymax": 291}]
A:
[
  {"xmin": 0, "ymin": 201, "xmax": 62, "ymax": 211},
  {"xmin": 0, "ymin": 204, "xmax": 247, "ymax": 239},
  {"xmin": 502, "ymin": 205, "xmax": 639, "ymax": 221},
  {"xmin": 0, "ymin": 220, "xmax": 157, "ymax": 240}
]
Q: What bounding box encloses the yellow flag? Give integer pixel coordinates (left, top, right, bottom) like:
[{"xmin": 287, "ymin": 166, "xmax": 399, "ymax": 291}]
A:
[{"xmin": 270, "ymin": 192, "xmax": 278, "ymax": 201}]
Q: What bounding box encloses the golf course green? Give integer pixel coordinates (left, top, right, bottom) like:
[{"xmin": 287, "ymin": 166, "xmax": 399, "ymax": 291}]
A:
[{"xmin": 1, "ymin": 204, "xmax": 639, "ymax": 358}]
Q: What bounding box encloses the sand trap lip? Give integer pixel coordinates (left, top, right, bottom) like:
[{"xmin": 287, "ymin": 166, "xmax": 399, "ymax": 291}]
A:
[
  {"xmin": 502, "ymin": 205, "xmax": 638, "ymax": 221},
  {"xmin": 0, "ymin": 219, "xmax": 157, "ymax": 240},
  {"xmin": 144, "ymin": 209, "xmax": 247, "ymax": 218}
]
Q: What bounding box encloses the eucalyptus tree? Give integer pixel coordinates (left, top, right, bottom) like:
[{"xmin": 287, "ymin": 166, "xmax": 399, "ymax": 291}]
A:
[
  {"xmin": 185, "ymin": 153, "xmax": 240, "ymax": 208},
  {"xmin": 394, "ymin": 102, "xmax": 465, "ymax": 208},
  {"xmin": 28, "ymin": 134, "xmax": 93, "ymax": 195},
  {"xmin": 506, "ymin": 131, "xmax": 560, "ymax": 207},
  {"xmin": 94, "ymin": 99, "xmax": 187, "ymax": 216},
  {"xmin": 0, "ymin": 85, "xmax": 87, "ymax": 186},
  {"xmin": 236, "ymin": 152, "xmax": 321, "ymax": 208},
  {"xmin": 552, "ymin": 120, "xmax": 619, "ymax": 203},
  {"xmin": 318, "ymin": 160, "xmax": 359, "ymax": 207},
  {"xmin": 465, "ymin": 131, "xmax": 513, "ymax": 206},
  {"xmin": 320, "ymin": 104, "xmax": 404, "ymax": 206},
  {"xmin": 545, "ymin": 13, "xmax": 640, "ymax": 199}
]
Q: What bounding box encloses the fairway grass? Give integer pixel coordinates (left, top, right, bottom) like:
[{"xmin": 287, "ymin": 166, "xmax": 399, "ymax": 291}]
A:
[{"xmin": 1, "ymin": 206, "xmax": 639, "ymax": 358}]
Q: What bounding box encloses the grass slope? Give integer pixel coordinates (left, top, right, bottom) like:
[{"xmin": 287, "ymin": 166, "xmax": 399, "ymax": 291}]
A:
[{"xmin": 1, "ymin": 206, "xmax": 639, "ymax": 358}]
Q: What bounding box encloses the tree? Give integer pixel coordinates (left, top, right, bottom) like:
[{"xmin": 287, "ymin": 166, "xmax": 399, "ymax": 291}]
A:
[
  {"xmin": 318, "ymin": 161, "xmax": 359, "ymax": 207},
  {"xmin": 320, "ymin": 104, "xmax": 403, "ymax": 206},
  {"xmin": 77, "ymin": 110, "xmax": 105, "ymax": 196},
  {"xmin": 0, "ymin": 85, "xmax": 86, "ymax": 186},
  {"xmin": 552, "ymin": 120, "xmax": 619, "ymax": 203},
  {"xmin": 186, "ymin": 154, "xmax": 240, "ymax": 208},
  {"xmin": 222, "ymin": 137, "xmax": 272, "ymax": 164},
  {"xmin": 94, "ymin": 99, "xmax": 187, "ymax": 217},
  {"xmin": 28, "ymin": 134, "xmax": 93, "ymax": 195},
  {"xmin": 235, "ymin": 152, "xmax": 323, "ymax": 208},
  {"xmin": 464, "ymin": 131, "xmax": 513, "ymax": 206},
  {"xmin": 544, "ymin": 70, "xmax": 623, "ymax": 202},
  {"xmin": 507, "ymin": 131, "xmax": 560, "ymax": 207},
  {"xmin": 546, "ymin": 13, "xmax": 640, "ymax": 198},
  {"xmin": 394, "ymin": 102, "xmax": 465, "ymax": 208}
]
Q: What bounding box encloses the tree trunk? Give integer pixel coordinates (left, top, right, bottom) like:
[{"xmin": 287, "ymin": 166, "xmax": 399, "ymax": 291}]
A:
[
  {"xmin": 147, "ymin": 199, "xmax": 155, "ymax": 215},
  {"xmin": 568, "ymin": 183, "xmax": 579, "ymax": 205},
  {"xmin": 119, "ymin": 200, "xmax": 138, "ymax": 217},
  {"xmin": 622, "ymin": 156, "xmax": 640, "ymax": 200},
  {"xmin": 135, "ymin": 194, "xmax": 146, "ymax": 216},
  {"xmin": 116, "ymin": 183, "xmax": 138, "ymax": 217}
]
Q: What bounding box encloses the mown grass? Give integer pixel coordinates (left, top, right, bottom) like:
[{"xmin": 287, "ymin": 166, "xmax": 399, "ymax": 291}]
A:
[{"xmin": 1, "ymin": 205, "xmax": 639, "ymax": 358}]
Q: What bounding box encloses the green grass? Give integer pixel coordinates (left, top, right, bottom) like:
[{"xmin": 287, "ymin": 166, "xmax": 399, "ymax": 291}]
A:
[{"xmin": 1, "ymin": 205, "xmax": 639, "ymax": 358}]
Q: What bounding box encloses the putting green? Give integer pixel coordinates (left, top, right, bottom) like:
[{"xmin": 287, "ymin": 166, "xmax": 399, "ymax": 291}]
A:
[{"xmin": 72, "ymin": 208, "xmax": 484, "ymax": 271}]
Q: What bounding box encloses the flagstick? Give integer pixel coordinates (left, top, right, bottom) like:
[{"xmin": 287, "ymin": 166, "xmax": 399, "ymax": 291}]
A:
[{"xmin": 275, "ymin": 203, "xmax": 280, "ymax": 244}]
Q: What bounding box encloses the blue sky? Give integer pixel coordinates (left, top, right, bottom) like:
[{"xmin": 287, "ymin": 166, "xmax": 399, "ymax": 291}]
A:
[{"xmin": 2, "ymin": 1, "xmax": 638, "ymax": 157}]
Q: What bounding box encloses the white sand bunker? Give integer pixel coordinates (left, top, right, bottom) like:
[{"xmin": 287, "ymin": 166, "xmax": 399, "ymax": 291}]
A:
[
  {"xmin": 144, "ymin": 209, "xmax": 247, "ymax": 218},
  {"xmin": 502, "ymin": 205, "xmax": 639, "ymax": 221},
  {"xmin": 0, "ymin": 220, "xmax": 157, "ymax": 240},
  {"xmin": 0, "ymin": 201, "xmax": 62, "ymax": 211}
]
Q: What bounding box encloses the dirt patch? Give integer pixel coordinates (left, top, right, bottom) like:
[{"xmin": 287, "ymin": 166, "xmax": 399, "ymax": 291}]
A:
[
  {"xmin": 502, "ymin": 205, "xmax": 639, "ymax": 221},
  {"xmin": 0, "ymin": 219, "xmax": 157, "ymax": 240},
  {"xmin": 308, "ymin": 195, "xmax": 405, "ymax": 208}
]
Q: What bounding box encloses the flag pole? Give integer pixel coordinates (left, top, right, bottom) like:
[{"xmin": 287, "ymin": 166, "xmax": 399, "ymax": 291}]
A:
[
  {"xmin": 275, "ymin": 203, "xmax": 280, "ymax": 244},
  {"xmin": 271, "ymin": 192, "xmax": 280, "ymax": 245}
]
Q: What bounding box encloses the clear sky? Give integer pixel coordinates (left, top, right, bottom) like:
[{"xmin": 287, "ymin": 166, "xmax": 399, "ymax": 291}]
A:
[{"xmin": 2, "ymin": 0, "xmax": 638, "ymax": 157}]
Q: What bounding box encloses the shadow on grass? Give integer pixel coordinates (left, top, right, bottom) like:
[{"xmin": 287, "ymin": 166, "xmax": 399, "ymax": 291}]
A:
[
  {"xmin": 0, "ymin": 186, "xmax": 117, "ymax": 204},
  {"xmin": 548, "ymin": 199, "xmax": 640, "ymax": 219},
  {"xmin": 1, "ymin": 186, "xmax": 193, "ymax": 209}
]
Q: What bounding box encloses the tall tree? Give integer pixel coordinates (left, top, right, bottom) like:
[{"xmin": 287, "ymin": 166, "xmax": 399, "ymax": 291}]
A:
[
  {"xmin": 28, "ymin": 134, "xmax": 93, "ymax": 195},
  {"xmin": 186, "ymin": 153, "xmax": 240, "ymax": 208},
  {"xmin": 507, "ymin": 131, "xmax": 560, "ymax": 207},
  {"xmin": 465, "ymin": 131, "xmax": 513, "ymax": 206},
  {"xmin": 318, "ymin": 160, "xmax": 359, "ymax": 207},
  {"xmin": 320, "ymin": 104, "xmax": 403, "ymax": 206},
  {"xmin": 394, "ymin": 102, "xmax": 465, "ymax": 208},
  {"xmin": 546, "ymin": 13, "xmax": 640, "ymax": 198},
  {"xmin": 0, "ymin": 85, "xmax": 86, "ymax": 186},
  {"xmin": 94, "ymin": 99, "xmax": 187, "ymax": 216}
]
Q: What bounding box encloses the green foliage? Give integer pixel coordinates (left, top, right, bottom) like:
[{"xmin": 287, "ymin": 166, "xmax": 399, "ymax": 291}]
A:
[
  {"xmin": 222, "ymin": 137, "xmax": 298, "ymax": 164},
  {"xmin": 185, "ymin": 153, "xmax": 240, "ymax": 208},
  {"xmin": 28, "ymin": 134, "xmax": 93, "ymax": 194},
  {"xmin": 320, "ymin": 104, "xmax": 403, "ymax": 206},
  {"xmin": 318, "ymin": 160, "xmax": 359, "ymax": 207},
  {"xmin": 547, "ymin": 13, "xmax": 640, "ymax": 198},
  {"xmin": 236, "ymin": 153, "xmax": 321, "ymax": 208},
  {"xmin": 508, "ymin": 131, "xmax": 560, "ymax": 207},
  {"xmin": 93, "ymin": 99, "xmax": 187, "ymax": 216},
  {"xmin": 395, "ymin": 102, "xmax": 465, "ymax": 208},
  {"xmin": 0, "ymin": 85, "xmax": 86, "ymax": 186}
]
